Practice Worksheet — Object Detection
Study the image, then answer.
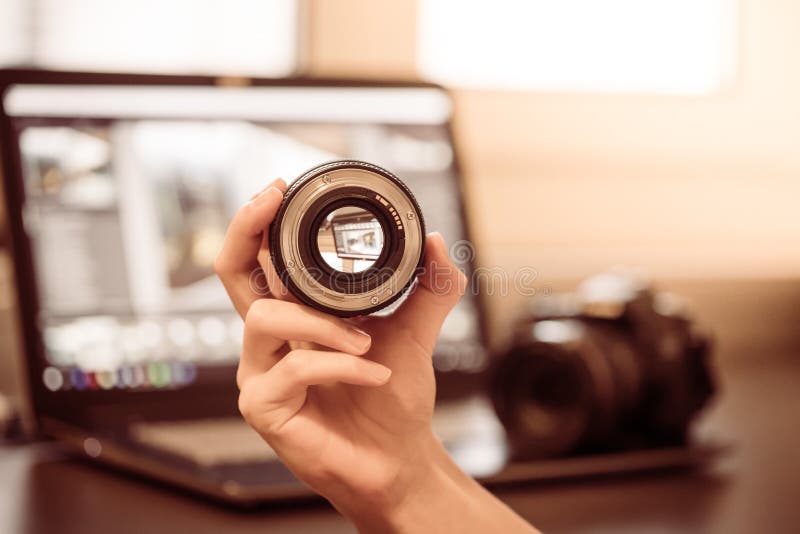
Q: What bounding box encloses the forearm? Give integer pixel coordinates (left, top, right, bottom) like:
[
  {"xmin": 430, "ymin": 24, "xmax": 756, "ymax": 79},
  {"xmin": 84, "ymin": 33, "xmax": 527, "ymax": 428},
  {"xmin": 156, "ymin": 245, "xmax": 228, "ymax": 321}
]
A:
[{"xmin": 335, "ymin": 433, "xmax": 539, "ymax": 534}]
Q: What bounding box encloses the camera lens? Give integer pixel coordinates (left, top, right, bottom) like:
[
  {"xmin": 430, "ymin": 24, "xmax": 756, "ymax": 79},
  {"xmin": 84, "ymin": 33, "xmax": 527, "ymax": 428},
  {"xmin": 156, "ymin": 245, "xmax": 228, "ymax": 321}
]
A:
[
  {"xmin": 270, "ymin": 160, "xmax": 425, "ymax": 317},
  {"xmin": 491, "ymin": 321, "xmax": 643, "ymax": 459}
]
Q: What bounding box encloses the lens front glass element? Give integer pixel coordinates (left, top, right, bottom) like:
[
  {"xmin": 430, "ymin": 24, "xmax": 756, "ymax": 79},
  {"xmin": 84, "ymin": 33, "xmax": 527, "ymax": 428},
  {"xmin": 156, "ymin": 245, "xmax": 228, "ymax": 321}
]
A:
[{"xmin": 315, "ymin": 205, "xmax": 385, "ymax": 273}]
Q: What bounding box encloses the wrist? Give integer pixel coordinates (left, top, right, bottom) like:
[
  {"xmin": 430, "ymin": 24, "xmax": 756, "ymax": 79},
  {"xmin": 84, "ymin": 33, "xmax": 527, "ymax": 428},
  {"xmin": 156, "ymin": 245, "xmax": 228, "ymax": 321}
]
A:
[
  {"xmin": 335, "ymin": 431, "xmax": 473, "ymax": 533},
  {"xmin": 327, "ymin": 429, "xmax": 537, "ymax": 534}
]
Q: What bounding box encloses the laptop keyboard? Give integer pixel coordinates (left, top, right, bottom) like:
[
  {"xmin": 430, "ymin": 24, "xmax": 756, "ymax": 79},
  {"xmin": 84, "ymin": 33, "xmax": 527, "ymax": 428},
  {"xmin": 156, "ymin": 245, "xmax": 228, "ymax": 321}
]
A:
[
  {"xmin": 128, "ymin": 397, "xmax": 504, "ymax": 470},
  {"xmin": 130, "ymin": 417, "xmax": 278, "ymax": 467}
]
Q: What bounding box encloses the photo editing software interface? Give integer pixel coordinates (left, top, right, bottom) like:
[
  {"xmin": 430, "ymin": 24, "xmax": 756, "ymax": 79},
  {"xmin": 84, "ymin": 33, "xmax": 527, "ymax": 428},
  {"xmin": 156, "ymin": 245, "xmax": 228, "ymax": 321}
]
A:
[{"xmin": 6, "ymin": 84, "xmax": 486, "ymax": 394}]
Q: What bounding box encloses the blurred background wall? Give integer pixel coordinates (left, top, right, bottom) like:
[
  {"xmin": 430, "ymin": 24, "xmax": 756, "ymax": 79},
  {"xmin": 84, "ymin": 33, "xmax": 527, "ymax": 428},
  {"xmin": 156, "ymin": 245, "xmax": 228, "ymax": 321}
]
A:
[
  {"xmin": 1, "ymin": 0, "xmax": 798, "ymax": 376},
  {"xmin": 307, "ymin": 0, "xmax": 799, "ymax": 279},
  {"xmin": 305, "ymin": 0, "xmax": 800, "ymax": 358}
]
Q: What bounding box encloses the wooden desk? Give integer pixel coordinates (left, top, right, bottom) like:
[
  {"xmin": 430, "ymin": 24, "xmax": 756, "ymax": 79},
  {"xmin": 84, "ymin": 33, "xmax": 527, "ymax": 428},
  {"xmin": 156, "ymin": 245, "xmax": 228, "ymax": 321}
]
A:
[{"xmin": 2, "ymin": 355, "xmax": 799, "ymax": 534}]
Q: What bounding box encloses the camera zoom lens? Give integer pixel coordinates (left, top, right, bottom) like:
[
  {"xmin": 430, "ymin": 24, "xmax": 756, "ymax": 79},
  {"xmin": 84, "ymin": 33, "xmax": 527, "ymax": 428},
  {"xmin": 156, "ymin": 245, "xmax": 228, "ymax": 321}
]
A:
[{"xmin": 492, "ymin": 322, "xmax": 644, "ymax": 459}]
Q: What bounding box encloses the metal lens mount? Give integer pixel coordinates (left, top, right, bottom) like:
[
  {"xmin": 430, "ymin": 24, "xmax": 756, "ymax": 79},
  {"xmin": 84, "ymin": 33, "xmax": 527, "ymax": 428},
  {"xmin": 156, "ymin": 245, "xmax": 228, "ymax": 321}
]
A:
[{"xmin": 270, "ymin": 160, "xmax": 425, "ymax": 317}]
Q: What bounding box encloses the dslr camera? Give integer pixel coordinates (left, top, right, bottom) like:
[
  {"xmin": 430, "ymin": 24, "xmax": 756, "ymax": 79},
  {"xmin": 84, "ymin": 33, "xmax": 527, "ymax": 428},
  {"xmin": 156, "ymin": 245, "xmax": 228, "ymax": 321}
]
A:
[{"xmin": 491, "ymin": 272, "xmax": 715, "ymax": 459}]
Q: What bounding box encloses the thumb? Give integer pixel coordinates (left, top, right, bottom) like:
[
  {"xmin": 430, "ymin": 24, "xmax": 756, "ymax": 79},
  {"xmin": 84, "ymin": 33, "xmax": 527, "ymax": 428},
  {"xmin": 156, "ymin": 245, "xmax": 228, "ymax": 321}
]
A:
[{"xmin": 394, "ymin": 233, "xmax": 468, "ymax": 352}]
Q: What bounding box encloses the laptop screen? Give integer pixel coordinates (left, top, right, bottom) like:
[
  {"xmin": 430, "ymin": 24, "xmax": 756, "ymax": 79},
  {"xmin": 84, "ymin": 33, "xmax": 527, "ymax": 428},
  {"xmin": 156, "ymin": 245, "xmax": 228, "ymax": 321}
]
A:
[{"xmin": 3, "ymin": 82, "xmax": 486, "ymax": 396}]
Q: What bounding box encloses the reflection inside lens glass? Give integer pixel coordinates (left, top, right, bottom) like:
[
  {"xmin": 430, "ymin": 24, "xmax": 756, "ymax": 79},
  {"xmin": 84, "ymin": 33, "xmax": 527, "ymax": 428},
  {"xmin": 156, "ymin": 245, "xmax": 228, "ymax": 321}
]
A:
[{"xmin": 316, "ymin": 206, "xmax": 384, "ymax": 273}]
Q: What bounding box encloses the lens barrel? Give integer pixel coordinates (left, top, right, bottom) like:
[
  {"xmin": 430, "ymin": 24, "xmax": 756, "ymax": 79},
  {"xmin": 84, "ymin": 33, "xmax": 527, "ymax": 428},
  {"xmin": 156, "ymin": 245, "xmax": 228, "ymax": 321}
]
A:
[
  {"xmin": 270, "ymin": 160, "xmax": 425, "ymax": 317},
  {"xmin": 491, "ymin": 323, "xmax": 643, "ymax": 459}
]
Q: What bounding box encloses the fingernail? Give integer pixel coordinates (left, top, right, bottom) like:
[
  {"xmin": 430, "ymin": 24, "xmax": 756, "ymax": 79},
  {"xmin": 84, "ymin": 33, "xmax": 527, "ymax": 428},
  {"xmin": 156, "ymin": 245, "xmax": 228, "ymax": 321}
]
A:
[
  {"xmin": 427, "ymin": 232, "xmax": 446, "ymax": 248},
  {"xmin": 250, "ymin": 186, "xmax": 282, "ymax": 205},
  {"xmin": 349, "ymin": 326, "xmax": 372, "ymax": 351},
  {"xmin": 369, "ymin": 364, "xmax": 392, "ymax": 383},
  {"xmin": 249, "ymin": 178, "xmax": 285, "ymax": 200},
  {"xmin": 249, "ymin": 187, "xmax": 268, "ymax": 200}
]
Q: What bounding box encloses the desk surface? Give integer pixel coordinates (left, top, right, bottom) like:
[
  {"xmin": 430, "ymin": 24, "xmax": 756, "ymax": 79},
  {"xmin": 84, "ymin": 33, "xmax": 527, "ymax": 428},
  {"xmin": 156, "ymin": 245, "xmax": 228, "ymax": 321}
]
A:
[{"xmin": 2, "ymin": 355, "xmax": 799, "ymax": 534}]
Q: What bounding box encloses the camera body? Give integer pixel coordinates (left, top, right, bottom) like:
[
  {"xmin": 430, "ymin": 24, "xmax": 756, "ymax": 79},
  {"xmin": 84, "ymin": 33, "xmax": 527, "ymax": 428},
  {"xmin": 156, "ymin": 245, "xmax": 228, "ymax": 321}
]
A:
[{"xmin": 491, "ymin": 272, "xmax": 715, "ymax": 459}]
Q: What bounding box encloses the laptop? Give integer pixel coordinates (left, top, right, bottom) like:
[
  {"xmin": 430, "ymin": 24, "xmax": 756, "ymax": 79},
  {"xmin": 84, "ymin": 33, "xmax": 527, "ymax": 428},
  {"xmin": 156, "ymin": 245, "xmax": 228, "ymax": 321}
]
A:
[
  {"xmin": 0, "ymin": 69, "xmax": 722, "ymax": 505},
  {"xmin": 0, "ymin": 69, "xmax": 505, "ymax": 504}
]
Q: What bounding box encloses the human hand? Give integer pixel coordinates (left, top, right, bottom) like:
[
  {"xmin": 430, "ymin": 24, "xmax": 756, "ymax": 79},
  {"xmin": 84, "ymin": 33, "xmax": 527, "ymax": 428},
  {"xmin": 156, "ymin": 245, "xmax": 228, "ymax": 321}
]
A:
[
  {"xmin": 216, "ymin": 178, "xmax": 537, "ymax": 533},
  {"xmin": 215, "ymin": 179, "xmax": 465, "ymax": 507}
]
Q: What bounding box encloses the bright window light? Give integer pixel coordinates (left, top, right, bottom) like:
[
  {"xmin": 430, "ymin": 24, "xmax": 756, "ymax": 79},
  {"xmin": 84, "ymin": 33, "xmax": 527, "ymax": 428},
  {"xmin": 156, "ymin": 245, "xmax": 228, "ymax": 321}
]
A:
[
  {"xmin": 417, "ymin": 0, "xmax": 738, "ymax": 94},
  {"xmin": 0, "ymin": 0, "xmax": 31, "ymax": 66},
  {"xmin": 1, "ymin": 0, "xmax": 299, "ymax": 76}
]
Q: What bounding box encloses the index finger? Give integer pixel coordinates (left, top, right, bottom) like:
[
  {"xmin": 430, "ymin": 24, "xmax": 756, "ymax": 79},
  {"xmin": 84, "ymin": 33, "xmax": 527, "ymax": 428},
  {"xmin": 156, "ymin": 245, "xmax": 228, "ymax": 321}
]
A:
[{"xmin": 215, "ymin": 179, "xmax": 287, "ymax": 317}]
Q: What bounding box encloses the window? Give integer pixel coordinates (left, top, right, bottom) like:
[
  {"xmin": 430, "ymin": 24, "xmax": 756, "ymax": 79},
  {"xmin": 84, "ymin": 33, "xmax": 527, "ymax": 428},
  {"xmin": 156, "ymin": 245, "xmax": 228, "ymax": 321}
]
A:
[
  {"xmin": 0, "ymin": 0, "xmax": 300, "ymax": 76},
  {"xmin": 417, "ymin": 0, "xmax": 738, "ymax": 94}
]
